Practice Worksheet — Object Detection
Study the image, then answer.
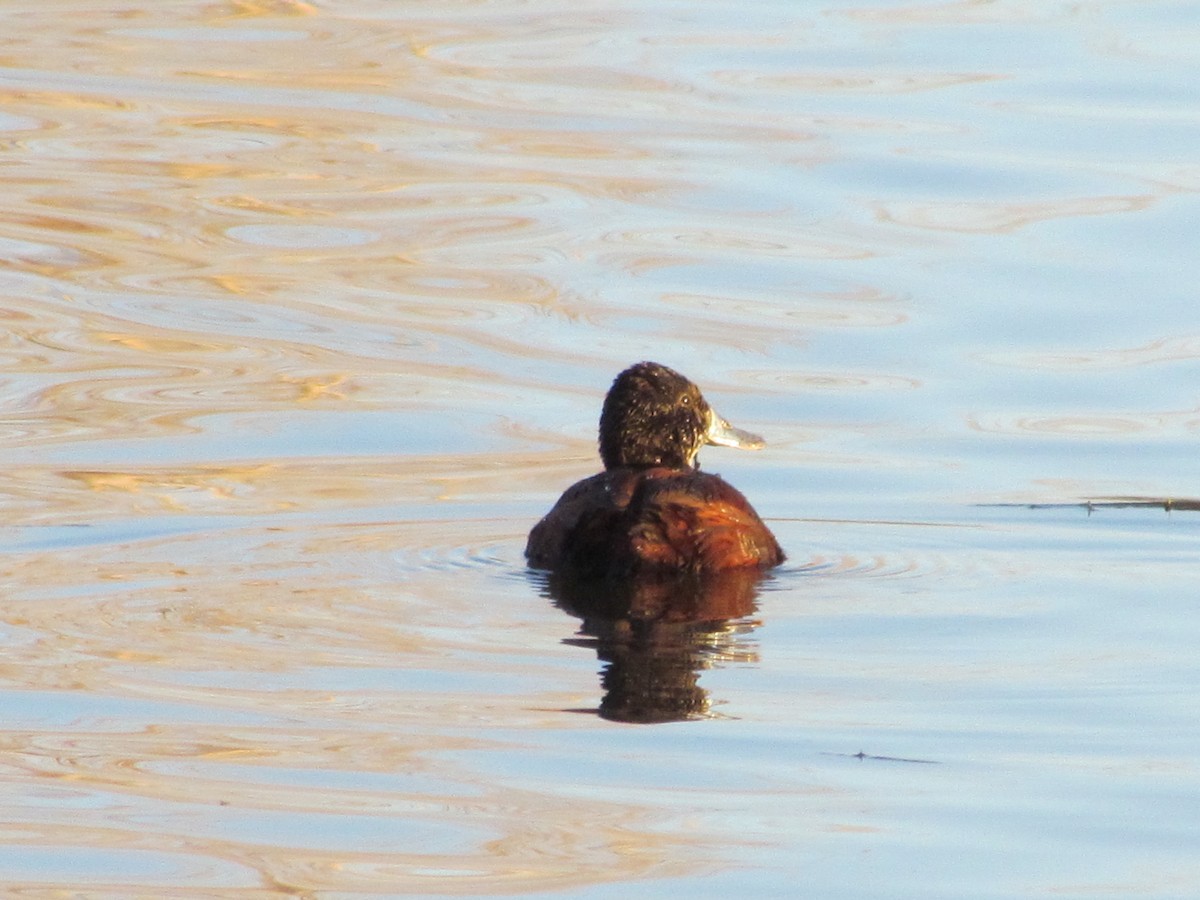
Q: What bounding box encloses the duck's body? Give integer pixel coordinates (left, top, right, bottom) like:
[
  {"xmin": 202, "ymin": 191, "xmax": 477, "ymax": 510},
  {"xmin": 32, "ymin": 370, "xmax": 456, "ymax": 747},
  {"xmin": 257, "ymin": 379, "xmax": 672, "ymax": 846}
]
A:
[
  {"xmin": 526, "ymin": 465, "xmax": 783, "ymax": 576},
  {"xmin": 526, "ymin": 362, "xmax": 784, "ymax": 577}
]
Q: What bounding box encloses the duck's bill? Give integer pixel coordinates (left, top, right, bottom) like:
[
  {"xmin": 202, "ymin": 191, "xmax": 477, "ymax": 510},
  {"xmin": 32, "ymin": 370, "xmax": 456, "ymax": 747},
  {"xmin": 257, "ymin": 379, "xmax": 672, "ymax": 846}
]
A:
[{"xmin": 705, "ymin": 412, "xmax": 765, "ymax": 450}]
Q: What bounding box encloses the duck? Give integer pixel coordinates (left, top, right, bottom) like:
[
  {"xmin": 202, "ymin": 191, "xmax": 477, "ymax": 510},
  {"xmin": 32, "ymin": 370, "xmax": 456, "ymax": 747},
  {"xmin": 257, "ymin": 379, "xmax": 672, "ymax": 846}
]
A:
[{"xmin": 526, "ymin": 361, "xmax": 785, "ymax": 577}]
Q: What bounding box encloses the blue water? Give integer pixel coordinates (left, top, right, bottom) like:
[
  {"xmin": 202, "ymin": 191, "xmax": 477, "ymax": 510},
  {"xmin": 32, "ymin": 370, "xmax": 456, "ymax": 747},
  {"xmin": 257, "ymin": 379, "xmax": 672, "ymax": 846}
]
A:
[{"xmin": 0, "ymin": 0, "xmax": 1197, "ymax": 896}]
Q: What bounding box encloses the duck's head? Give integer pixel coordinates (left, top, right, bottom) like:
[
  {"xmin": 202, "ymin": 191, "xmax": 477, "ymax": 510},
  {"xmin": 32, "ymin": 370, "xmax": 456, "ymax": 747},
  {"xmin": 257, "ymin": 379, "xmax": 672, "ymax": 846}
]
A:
[{"xmin": 598, "ymin": 361, "xmax": 765, "ymax": 470}]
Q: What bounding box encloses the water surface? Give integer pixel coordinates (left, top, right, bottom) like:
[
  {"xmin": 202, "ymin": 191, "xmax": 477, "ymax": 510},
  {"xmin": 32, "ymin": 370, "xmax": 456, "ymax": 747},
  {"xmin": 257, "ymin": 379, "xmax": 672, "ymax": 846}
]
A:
[{"xmin": 1, "ymin": 0, "xmax": 1198, "ymax": 896}]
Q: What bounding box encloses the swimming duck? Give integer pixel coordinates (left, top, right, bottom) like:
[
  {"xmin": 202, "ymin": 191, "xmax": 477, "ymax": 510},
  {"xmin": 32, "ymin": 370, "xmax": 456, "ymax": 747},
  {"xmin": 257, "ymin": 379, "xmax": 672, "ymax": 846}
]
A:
[{"xmin": 526, "ymin": 361, "xmax": 785, "ymax": 576}]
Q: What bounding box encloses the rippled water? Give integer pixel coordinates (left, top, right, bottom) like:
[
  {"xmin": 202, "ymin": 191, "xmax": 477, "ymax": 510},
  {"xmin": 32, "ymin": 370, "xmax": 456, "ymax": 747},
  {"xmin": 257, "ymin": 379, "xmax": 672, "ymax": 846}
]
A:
[{"xmin": 2, "ymin": 0, "xmax": 1198, "ymax": 896}]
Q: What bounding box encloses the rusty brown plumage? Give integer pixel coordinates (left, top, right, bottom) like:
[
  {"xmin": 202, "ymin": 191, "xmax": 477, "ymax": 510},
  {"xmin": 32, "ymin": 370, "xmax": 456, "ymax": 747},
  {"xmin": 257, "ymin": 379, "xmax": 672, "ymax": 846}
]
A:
[{"xmin": 527, "ymin": 363, "xmax": 784, "ymax": 577}]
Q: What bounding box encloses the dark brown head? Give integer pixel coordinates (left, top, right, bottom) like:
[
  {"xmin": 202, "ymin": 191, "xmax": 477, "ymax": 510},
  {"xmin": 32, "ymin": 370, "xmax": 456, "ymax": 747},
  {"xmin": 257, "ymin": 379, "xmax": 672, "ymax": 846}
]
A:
[{"xmin": 598, "ymin": 361, "xmax": 765, "ymax": 470}]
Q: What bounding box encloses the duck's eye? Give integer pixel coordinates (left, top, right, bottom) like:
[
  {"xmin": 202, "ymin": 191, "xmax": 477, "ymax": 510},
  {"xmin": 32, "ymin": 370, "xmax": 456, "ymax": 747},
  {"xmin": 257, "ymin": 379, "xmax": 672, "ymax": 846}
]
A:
[{"xmin": 680, "ymin": 396, "xmax": 690, "ymax": 405}]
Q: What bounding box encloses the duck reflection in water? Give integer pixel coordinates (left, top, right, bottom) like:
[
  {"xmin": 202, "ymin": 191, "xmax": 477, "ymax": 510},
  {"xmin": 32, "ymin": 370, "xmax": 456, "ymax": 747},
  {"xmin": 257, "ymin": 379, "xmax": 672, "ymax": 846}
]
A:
[
  {"xmin": 527, "ymin": 362, "xmax": 785, "ymax": 722},
  {"xmin": 545, "ymin": 568, "xmax": 768, "ymax": 723}
]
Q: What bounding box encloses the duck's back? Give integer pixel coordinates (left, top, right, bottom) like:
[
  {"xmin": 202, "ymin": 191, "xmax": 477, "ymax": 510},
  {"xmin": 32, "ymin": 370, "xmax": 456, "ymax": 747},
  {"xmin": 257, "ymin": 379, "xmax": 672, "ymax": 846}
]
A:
[{"xmin": 526, "ymin": 467, "xmax": 784, "ymax": 577}]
